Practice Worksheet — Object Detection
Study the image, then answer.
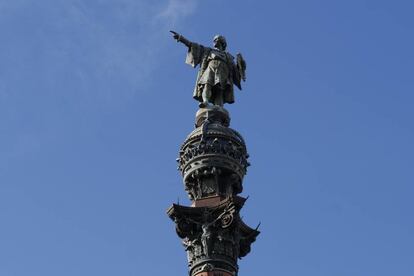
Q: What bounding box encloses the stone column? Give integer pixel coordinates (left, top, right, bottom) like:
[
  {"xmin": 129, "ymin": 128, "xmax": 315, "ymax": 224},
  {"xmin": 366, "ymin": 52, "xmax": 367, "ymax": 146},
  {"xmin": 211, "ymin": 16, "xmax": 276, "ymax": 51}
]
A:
[{"xmin": 168, "ymin": 106, "xmax": 259, "ymax": 276}]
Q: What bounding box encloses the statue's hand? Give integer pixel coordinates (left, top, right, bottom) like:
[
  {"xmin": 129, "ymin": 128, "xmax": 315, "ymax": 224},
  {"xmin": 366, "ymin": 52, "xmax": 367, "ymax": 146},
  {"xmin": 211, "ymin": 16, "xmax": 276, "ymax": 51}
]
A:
[
  {"xmin": 170, "ymin": 30, "xmax": 180, "ymax": 41},
  {"xmin": 170, "ymin": 31, "xmax": 191, "ymax": 47}
]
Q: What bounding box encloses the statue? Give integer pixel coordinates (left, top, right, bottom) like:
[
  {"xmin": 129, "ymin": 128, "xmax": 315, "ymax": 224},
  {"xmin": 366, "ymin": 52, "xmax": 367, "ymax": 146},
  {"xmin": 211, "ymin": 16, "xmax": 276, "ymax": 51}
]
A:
[
  {"xmin": 201, "ymin": 220, "xmax": 215, "ymax": 256},
  {"xmin": 170, "ymin": 31, "xmax": 246, "ymax": 108}
]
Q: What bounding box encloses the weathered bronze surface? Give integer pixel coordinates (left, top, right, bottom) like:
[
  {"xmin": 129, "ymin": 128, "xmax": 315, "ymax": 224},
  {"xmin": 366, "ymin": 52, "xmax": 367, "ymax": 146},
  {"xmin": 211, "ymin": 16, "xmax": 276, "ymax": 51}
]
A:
[
  {"xmin": 168, "ymin": 32, "xmax": 258, "ymax": 276},
  {"xmin": 170, "ymin": 31, "xmax": 246, "ymax": 108}
]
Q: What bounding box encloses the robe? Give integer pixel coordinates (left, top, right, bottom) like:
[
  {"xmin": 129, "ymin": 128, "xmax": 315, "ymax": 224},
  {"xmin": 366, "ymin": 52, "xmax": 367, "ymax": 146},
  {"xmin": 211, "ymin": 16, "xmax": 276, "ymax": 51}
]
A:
[{"xmin": 185, "ymin": 42, "xmax": 242, "ymax": 104}]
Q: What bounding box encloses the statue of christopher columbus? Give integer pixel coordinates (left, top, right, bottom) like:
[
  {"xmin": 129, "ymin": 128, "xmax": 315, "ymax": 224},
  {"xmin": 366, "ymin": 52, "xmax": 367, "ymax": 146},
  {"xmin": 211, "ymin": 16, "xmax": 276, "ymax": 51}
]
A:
[{"xmin": 171, "ymin": 31, "xmax": 246, "ymax": 108}]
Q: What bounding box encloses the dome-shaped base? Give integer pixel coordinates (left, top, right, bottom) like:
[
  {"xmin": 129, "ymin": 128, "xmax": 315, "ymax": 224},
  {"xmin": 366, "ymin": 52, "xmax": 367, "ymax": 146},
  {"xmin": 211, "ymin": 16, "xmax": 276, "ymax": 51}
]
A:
[{"xmin": 195, "ymin": 106, "xmax": 230, "ymax": 128}]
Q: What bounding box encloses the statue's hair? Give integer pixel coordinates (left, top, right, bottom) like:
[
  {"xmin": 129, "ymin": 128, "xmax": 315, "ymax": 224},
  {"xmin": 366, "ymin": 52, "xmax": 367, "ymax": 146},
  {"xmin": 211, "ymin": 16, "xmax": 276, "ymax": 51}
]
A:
[{"xmin": 213, "ymin": 35, "xmax": 227, "ymax": 50}]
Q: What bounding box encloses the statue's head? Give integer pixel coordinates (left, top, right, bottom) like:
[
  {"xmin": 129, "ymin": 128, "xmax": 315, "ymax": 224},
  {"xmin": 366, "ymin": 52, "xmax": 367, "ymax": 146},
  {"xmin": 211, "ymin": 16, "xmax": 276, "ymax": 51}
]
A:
[{"xmin": 213, "ymin": 35, "xmax": 227, "ymax": 50}]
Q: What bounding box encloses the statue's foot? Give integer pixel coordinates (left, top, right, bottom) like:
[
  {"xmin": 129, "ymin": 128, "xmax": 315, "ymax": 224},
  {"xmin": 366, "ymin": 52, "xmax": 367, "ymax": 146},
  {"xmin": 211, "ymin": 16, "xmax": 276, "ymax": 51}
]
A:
[{"xmin": 199, "ymin": 102, "xmax": 209, "ymax": 108}]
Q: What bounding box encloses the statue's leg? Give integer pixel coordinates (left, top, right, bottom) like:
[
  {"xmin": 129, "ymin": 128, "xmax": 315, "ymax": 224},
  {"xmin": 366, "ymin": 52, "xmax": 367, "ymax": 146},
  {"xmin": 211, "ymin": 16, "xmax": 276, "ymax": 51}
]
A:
[
  {"xmin": 214, "ymin": 88, "xmax": 224, "ymax": 107},
  {"xmin": 199, "ymin": 84, "xmax": 212, "ymax": 108},
  {"xmin": 202, "ymin": 237, "xmax": 208, "ymax": 256}
]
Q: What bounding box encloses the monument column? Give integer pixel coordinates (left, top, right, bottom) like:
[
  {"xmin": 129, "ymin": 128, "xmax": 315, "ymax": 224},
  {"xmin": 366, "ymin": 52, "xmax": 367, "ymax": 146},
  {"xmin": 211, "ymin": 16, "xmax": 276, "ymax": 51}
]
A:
[{"xmin": 167, "ymin": 32, "xmax": 259, "ymax": 276}]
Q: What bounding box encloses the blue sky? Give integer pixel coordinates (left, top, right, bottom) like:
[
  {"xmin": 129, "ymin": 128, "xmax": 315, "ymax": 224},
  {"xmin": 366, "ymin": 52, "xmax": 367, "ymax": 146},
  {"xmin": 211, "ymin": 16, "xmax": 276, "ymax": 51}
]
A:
[{"xmin": 0, "ymin": 0, "xmax": 413, "ymax": 275}]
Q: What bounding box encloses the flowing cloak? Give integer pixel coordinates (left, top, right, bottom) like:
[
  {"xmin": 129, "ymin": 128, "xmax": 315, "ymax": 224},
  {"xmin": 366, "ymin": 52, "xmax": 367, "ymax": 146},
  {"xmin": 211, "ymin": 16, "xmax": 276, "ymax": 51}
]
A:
[{"xmin": 185, "ymin": 42, "xmax": 242, "ymax": 104}]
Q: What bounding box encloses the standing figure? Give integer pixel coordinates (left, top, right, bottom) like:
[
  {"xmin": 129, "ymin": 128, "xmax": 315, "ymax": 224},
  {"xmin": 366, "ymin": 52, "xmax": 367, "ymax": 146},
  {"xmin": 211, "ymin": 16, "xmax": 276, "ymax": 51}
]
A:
[
  {"xmin": 201, "ymin": 222, "xmax": 214, "ymax": 257},
  {"xmin": 171, "ymin": 31, "xmax": 246, "ymax": 108}
]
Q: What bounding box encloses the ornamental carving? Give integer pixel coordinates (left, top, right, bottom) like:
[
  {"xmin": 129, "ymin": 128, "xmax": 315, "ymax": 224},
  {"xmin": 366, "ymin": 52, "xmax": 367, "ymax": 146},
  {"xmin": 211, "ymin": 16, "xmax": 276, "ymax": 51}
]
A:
[
  {"xmin": 167, "ymin": 198, "xmax": 259, "ymax": 276},
  {"xmin": 166, "ymin": 82, "xmax": 260, "ymax": 276},
  {"xmin": 178, "ymin": 121, "xmax": 250, "ymax": 201}
]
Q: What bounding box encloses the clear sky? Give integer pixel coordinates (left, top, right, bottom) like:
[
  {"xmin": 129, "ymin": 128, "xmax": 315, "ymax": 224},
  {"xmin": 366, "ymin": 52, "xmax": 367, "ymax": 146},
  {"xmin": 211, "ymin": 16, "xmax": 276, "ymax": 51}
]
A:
[{"xmin": 1, "ymin": 0, "xmax": 413, "ymax": 275}]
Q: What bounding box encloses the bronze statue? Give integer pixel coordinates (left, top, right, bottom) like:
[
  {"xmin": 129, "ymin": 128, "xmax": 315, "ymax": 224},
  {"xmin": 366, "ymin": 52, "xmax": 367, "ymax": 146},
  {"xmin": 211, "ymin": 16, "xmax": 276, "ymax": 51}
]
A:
[{"xmin": 171, "ymin": 31, "xmax": 246, "ymax": 108}]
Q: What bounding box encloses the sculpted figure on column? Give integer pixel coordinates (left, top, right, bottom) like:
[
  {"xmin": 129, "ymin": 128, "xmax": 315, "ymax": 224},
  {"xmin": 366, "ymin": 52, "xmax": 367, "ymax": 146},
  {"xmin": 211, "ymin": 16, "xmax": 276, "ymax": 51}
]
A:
[{"xmin": 171, "ymin": 31, "xmax": 246, "ymax": 108}]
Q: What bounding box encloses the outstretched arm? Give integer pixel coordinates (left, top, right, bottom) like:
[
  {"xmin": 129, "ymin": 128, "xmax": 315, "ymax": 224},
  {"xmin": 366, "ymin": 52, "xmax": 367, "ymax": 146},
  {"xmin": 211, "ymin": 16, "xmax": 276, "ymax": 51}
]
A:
[{"xmin": 170, "ymin": 30, "xmax": 191, "ymax": 48}]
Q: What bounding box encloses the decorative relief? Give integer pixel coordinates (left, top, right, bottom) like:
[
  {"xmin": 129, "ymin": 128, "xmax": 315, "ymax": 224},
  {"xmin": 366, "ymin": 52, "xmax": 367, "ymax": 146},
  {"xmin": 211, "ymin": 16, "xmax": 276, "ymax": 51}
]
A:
[
  {"xmin": 178, "ymin": 136, "xmax": 249, "ymax": 173},
  {"xmin": 169, "ymin": 108, "xmax": 258, "ymax": 276},
  {"xmin": 178, "ymin": 132, "xmax": 249, "ymax": 200},
  {"xmin": 168, "ymin": 199, "xmax": 260, "ymax": 276}
]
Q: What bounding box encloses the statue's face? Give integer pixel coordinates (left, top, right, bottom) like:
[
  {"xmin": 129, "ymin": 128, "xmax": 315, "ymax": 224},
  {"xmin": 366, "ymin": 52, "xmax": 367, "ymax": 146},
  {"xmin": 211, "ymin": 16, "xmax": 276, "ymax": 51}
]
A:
[
  {"xmin": 213, "ymin": 35, "xmax": 226, "ymax": 50},
  {"xmin": 213, "ymin": 37, "xmax": 221, "ymax": 49}
]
